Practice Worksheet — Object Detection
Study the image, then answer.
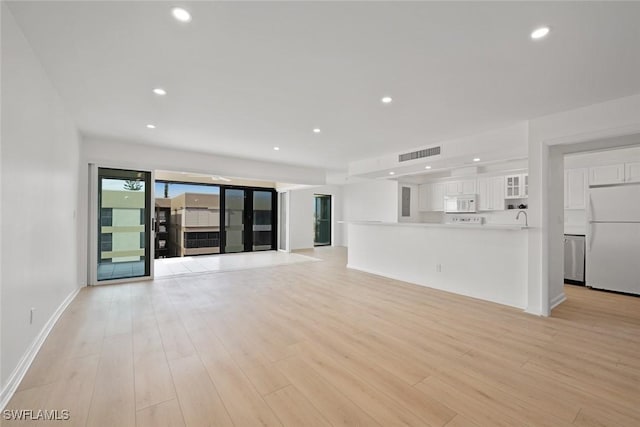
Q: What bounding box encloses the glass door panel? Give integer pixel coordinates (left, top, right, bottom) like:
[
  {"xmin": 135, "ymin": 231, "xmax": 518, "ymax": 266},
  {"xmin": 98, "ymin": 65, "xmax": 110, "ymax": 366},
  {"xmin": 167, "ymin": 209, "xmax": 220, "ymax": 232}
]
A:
[
  {"xmin": 314, "ymin": 195, "xmax": 331, "ymax": 246},
  {"xmin": 98, "ymin": 168, "xmax": 151, "ymax": 281},
  {"xmin": 253, "ymin": 190, "xmax": 274, "ymax": 251},
  {"xmin": 224, "ymin": 188, "xmax": 246, "ymax": 253}
]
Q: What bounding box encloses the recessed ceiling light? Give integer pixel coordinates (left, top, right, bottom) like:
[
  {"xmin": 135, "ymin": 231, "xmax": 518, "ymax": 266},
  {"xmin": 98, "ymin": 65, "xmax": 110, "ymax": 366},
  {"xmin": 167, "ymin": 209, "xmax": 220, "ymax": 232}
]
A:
[
  {"xmin": 389, "ymin": 171, "xmax": 395, "ymax": 175},
  {"xmin": 153, "ymin": 88, "xmax": 167, "ymax": 96},
  {"xmin": 473, "ymin": 158, "xmax": 481, "ymax": 162},
  {"xmin": 313, "ymin": 128, "xmax": 321, "ymax": 134},
  {"xmin": 381, "ymin": 96, "xmax": 393, "ymax": 104},
  {"xmin": 425, "ymin": 166, "xmax": 432, "ymax": 169},
  {"xmin": 171, "ymin": 7, "xmax": 192, "ymax": 23},
  {"xmin": 146, "ymin": 124, "xmax": 156, "ymax": 129},
  {"xmin": 531, "ymin": 27, "xmax": 550, "ymax": 40},
  {"xmin": 273, "ymin": 146, "xmax": 280, "ymax": 151}
]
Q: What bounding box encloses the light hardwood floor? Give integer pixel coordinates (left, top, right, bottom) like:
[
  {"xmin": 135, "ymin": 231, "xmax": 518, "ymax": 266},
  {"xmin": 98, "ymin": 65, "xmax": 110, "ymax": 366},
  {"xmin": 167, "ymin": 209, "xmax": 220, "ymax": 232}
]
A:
[{"xmin": 4, "ymin": 247, "xmax": 640, "ymax": 426}]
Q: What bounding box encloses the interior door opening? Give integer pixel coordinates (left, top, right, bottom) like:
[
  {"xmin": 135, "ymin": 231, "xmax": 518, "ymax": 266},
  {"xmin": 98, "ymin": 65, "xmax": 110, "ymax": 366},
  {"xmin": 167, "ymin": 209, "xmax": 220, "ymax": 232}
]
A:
[{"xmin": 314, "ymin": 194, "xmax": 331, "ymax": 247}]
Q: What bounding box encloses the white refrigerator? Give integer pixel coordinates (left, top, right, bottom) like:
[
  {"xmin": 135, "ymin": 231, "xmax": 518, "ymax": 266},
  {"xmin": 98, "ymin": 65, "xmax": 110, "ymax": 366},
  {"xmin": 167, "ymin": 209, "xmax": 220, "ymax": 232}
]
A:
[{"xmin": 587, "ymin": 183, "xmax": 640, "ymax": 295}]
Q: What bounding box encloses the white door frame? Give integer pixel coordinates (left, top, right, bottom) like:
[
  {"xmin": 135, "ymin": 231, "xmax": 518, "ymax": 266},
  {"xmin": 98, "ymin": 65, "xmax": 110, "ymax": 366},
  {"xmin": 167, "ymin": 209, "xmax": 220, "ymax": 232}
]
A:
[{"xmin": 277, "ymin": 190, "xmax": 290, "ymax": 252}]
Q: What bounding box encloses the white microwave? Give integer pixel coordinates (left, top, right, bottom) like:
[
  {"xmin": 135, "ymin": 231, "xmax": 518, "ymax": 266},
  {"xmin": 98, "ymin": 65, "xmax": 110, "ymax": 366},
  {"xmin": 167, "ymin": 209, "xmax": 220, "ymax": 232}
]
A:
[{"xmin": 444, "ymin": 195, "xmax": 477, "ymax": 213}]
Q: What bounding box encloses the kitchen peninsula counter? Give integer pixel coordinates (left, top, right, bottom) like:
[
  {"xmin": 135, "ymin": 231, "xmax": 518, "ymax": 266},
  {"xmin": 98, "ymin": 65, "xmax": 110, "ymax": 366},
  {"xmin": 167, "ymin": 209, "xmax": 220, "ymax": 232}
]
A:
[{"xmin": 345, "ymin": 221, "xmax": 528, "ymax": 309}]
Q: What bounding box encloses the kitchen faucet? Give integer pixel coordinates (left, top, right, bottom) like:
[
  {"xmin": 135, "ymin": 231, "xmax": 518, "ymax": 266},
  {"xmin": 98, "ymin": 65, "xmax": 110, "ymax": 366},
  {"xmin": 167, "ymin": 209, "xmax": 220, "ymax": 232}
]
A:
[{"xmin": 516, "ymin": 210, "xmax": 528, "ymax": 227}]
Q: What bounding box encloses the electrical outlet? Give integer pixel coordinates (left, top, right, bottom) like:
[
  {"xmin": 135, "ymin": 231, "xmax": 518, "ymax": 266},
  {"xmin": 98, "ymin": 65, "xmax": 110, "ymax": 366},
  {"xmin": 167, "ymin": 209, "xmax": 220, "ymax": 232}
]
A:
[
  {"xmin": 30, "ymin": 308, "xmax": 35, "ymax": 324},
  {"xmin": 436, "ymin": 264, "xmax": 442, "ymax": 273}
]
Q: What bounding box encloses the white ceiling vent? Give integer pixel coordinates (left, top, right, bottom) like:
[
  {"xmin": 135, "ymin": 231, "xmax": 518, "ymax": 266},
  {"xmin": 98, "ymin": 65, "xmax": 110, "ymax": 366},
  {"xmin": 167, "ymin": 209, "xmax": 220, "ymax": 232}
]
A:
[{"xmin": 398, "ymin": 146, "xmax": 441, "ymax": 162}]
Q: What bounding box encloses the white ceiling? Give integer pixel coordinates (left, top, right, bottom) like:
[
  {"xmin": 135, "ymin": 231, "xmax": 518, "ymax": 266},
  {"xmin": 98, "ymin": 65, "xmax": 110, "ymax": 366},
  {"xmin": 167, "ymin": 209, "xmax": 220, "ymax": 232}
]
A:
[{"xmin": 7, "ymin": 1, "xmax": 640, "ymax": 170}]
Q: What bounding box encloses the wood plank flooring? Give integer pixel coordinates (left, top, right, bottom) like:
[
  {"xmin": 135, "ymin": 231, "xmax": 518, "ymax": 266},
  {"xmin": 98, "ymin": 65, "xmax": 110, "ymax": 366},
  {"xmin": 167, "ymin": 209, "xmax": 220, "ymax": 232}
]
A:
[{"xmin": 4, "ymin": 247, "xmax": 640, "ymax": 426}]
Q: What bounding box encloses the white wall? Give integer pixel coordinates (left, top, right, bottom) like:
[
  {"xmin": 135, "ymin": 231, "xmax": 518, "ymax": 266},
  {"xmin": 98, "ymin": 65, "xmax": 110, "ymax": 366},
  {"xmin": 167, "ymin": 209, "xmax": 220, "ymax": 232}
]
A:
[
  {"xmin": 528, "ymin": 93, "xmax": 640, "ymax": 315},
  {"xmin": 342, "ymin": 179, "xmax": 399, "ymax": 246},
  {"xmin": 349, "ymin": 122, "xmax": 528, "ymax": 177},
  {"xmin": 287, "ymin": 185, "xmax": 344, "ymax": 250},
  {"xmin": 1, "ymin": 4, "xmax": 81, "ymax": 396},
  {"xmin": 83, "ymin": 136, "xmax": 327, "ymax": 185},
  {"xmin": 343, "ymin": 179, "xmax": 399, "ymax": 222}
]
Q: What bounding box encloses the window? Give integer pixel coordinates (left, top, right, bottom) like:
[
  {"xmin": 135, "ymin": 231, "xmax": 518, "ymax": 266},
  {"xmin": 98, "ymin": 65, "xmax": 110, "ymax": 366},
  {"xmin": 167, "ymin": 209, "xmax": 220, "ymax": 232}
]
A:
[
  {"xmin": 184, "ymin": 232, "xmax": 220, "ymax": 248},
  {"xmin": 100, "ymin": 208, "xmax": 113, "ymax": 226},
  {"xmin": 254, "ymin": 210, "xmax": 272, "ymax": 225},
  {"xmin": 101, "ymin": 233, "xmax": 112, "ymax": 251},
  {"xmin": 253, "ymin": 231, "xmax": 272, "ymax": 246}
]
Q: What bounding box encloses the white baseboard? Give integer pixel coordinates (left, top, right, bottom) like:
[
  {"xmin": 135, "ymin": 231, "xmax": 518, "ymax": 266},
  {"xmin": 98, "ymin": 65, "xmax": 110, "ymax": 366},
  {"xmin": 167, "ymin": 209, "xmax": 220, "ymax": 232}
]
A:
[
  {"xmin": 346, "ymin": 264, "xmax": 386, "ymax": 277},
  {"xmin": 550, "ymin": 292, "xmax": 567, "ymax": 311},
  {"xmin": 0, "ymin": 287, "xmax": 81, "ymax": 410}
]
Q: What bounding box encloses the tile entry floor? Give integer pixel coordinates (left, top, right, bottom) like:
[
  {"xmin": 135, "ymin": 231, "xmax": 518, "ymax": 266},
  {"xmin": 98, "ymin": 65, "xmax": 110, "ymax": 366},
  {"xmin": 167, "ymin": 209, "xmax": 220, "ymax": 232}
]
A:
[{"xmin": 154, "ymin": 250, "xmax": 320, "ymax": 278}]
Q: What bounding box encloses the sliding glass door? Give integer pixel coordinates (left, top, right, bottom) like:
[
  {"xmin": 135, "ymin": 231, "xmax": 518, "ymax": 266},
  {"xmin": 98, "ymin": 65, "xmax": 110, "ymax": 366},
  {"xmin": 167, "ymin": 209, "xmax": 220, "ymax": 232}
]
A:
[
  {"xmin": 253, "ymin": 190, "xmax": 274, "ymax": 251},
  {"xmin": 97, "ymin": 168, "xmax": 151, "ymax": 281},
  {"xmin": 224, "ymin": 188, "xmax": 246, "ymax": 253},
  {"xmin": 223, "ymin": 187, "xmax": 277, "ymax": 253}
]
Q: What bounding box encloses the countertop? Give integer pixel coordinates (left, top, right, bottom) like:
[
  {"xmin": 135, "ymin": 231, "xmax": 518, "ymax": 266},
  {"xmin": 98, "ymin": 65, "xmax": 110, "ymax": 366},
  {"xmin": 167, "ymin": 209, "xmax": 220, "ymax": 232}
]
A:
[{"xmin": 340, "ymin": 220, "xmax": 528, "ymax": 231}]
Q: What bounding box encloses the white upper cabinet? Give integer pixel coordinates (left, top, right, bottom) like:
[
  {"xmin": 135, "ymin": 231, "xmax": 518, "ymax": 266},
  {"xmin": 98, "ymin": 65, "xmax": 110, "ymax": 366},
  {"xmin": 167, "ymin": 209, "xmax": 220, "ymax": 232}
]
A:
[
  {"xmin": 589, "ymin": 164, "xmax": 625, "ymax": 186},
  {"xmin": 462, "ymin": 179, "xmax": 477, "ymax": 195},
  {"xmin": 418, "ymin": 182, "xmax": 445, "ymax": 212},
  {"xmin": 491, "ymin": 176, "xmax": 506, "ymax": 209},
  {"xmin": 478, "ymin": 176, "xmax": 505, "ymax": 211},
  {"xmin": 418, "ymin": 184, "xmax": 430, "ymax": 211},
  {"xmin": 445, "ymin": 179, "xmax": 476, "ymax": 196},
  {"xmin": 477, "ymin": 178, "xmax": 491, "ymax": 211},
  {"xmin": 505, "ymin": 174, "xmax": 528, "ymax": 199},
  {"xmin": 564, "ymin": 168, "xmax": 587, "ymax": 209},
  {"xmin": 445, "ymin": 181, "xmax": 460, "ymax": 196},
  {"xmin": 625, "ymin": 161, "xmax": 640, "ymax": 183},
  {"xmin": 430, "ymin": 182, "xmax": 445, "ymax": 211}
]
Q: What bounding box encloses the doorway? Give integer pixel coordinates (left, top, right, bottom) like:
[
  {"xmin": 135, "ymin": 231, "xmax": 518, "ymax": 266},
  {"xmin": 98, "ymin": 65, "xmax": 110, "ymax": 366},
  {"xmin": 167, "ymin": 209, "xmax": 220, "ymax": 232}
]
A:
[
  {"xmin": 96, "ymin": 168, "xmax": 152, "ymax": 282},
  {"xmin": 314, "ymin": 194, "xmax": 331, "ymax": 246},
  {"xmin": 543, "ymin": 131, "xmax": 640, "ymax": 314},
  {"xmin": 222, "ymin": 187, "xmax": 277, "ymax": 253}
]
